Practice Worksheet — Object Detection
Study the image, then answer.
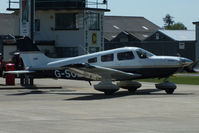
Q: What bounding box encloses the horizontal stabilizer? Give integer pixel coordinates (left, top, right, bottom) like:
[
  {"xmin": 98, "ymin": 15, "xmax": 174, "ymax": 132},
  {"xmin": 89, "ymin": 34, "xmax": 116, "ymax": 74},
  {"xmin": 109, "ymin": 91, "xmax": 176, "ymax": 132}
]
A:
[{"xmin": 5, "ymin": 70, "xmax": 36, "ymax": 74}]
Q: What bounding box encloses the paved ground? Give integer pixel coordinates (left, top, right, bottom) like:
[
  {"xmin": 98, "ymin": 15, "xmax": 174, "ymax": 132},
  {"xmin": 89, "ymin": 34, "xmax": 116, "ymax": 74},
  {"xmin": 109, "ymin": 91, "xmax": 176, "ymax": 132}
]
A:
[{"xmin": 0, "ymin": 78, "xmax": 199, "ymax": 133}]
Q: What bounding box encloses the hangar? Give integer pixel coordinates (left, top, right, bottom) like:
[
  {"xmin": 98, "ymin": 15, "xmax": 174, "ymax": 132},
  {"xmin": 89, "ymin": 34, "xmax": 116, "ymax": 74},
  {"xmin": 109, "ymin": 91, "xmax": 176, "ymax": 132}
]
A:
[
  {"xmin": 104, "ymin": 16, "xmax": 198, "ymax": 61},
  {"xmin": 144, "ymin": 30, "xmax": 196, "ymax": 61}
]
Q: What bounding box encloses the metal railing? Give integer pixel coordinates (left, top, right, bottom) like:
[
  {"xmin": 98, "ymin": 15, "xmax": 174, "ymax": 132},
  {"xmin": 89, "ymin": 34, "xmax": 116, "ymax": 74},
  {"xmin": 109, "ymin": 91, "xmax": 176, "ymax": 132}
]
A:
[
  {"xmin": 8, "ymin": 0, "xmax": 108, "ymax": 10},
  {"xmin": 86, "ymin": 0, "xmax": 108, "ymax": 9},
  {"xmin": 8, "ymin": 0, "xmax": 19, "ymax": 9}
]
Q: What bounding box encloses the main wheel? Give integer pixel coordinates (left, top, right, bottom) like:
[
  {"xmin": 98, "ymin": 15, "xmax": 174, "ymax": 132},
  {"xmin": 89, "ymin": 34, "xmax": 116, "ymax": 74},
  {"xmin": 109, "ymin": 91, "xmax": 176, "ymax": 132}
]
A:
[{"xmin": 165, "ymin": 89, "xmax": 175, "ymax": 94}]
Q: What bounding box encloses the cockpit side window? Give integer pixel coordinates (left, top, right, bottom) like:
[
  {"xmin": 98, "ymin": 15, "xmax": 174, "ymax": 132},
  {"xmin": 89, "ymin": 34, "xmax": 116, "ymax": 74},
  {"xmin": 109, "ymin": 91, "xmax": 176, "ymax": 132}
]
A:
[
  {"xmin": 136, "ymin": 50, "xmax": 147, "ymax": 59},
  {"xmin": 88, "ymin": 57, "xmax": 97, "ymax": 63},
  {"xmin": 136, "ymin": 49, "xmax": 154, "ymax": 59},
  {"xmin": 101, "ymin": 54, "xmax": 114, "ymax": 62},
  {"xmin": 117, "ymin": 51, "xmax": 134, "ymax": 61}
]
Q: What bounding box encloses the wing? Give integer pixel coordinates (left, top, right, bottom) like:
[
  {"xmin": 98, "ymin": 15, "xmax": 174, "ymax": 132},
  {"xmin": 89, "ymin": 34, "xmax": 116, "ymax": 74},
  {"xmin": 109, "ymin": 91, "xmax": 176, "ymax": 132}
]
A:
[{"xmin": 66, "ymin": 63, "xmax": 141, "ymax": 81}]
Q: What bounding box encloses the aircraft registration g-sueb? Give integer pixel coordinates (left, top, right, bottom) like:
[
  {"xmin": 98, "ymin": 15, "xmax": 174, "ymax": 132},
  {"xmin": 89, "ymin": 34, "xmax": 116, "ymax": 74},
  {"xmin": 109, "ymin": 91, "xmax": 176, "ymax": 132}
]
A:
[{"xmin": 7, "ymin": 37, "xmax": 195, "ymax": 95}]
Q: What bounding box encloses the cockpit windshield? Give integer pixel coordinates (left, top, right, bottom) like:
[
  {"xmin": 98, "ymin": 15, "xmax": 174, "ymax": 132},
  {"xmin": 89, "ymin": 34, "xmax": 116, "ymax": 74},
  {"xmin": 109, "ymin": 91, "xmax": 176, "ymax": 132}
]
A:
[{"xmin": 136, "ymin": 48, "xmax": 155, "ymax": 59}]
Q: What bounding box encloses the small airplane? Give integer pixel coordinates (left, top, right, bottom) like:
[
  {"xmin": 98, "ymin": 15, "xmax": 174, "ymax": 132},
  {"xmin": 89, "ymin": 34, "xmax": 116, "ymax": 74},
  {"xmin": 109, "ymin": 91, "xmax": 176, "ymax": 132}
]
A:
[{"xmin": 6, "ymin": 37, "xmax": 194, "ymax": 95}]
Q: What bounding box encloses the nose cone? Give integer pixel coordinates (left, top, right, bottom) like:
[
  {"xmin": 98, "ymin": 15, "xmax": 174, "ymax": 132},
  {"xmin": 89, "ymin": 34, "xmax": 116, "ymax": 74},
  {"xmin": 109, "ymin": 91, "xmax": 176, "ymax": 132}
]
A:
[{"xmin": 180, "ymin": 57, "xmax": 193, "ymax": 66}]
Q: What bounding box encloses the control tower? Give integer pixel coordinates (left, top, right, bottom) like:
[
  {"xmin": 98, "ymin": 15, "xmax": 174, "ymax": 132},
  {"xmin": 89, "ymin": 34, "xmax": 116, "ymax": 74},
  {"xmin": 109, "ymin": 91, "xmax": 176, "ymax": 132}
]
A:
[{"xmin": 8, "ymin": 0, "xmax": 110, "ymax": 57}]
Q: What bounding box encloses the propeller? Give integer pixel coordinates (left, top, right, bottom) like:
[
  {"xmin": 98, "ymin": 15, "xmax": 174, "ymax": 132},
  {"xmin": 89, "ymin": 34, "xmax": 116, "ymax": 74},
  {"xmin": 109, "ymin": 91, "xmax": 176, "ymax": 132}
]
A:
[
  {"xmin": 192, "ymin": 60, "xmax": 199, "ymax": 73},
  {"xmin": 181, "ymin": 57, "xmax": 199, "ymax": 72},
  {"xmin": 178, "ymin": 57, "xmax": 194, "ymax": 72}
]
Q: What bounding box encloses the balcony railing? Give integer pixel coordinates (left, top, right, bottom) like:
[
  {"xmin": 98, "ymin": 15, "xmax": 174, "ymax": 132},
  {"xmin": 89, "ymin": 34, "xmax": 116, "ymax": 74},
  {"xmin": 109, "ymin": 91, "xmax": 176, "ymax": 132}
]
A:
[
  {"xmin": 7, "ymin": 0, "xmax": 108, "ymax": 10},
  {"xmin": 8, "ymin": 0, "xmax": 19, "ymax": 10}
]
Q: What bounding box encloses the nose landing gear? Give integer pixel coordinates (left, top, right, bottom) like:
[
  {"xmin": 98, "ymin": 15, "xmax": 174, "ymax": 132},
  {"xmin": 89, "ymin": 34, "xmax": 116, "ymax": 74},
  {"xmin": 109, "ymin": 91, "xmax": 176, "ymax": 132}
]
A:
[{"xmin": 155, "ymin": 81, "xmax": 176, "ymax": 94}]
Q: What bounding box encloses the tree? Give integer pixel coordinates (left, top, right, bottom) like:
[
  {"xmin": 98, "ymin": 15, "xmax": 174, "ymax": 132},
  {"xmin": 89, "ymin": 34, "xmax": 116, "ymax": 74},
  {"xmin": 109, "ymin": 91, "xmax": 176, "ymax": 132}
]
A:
[
  {"xmin": 165, "ymin": 22, "xmax": 187, "ymax": 30},
  {"xmin": 163, "ymin": 14, "xmax": 174, "ymax": 27},
  {"xmin": 163, "ymin": 14, "xmax": 187, "ymax": 30}
]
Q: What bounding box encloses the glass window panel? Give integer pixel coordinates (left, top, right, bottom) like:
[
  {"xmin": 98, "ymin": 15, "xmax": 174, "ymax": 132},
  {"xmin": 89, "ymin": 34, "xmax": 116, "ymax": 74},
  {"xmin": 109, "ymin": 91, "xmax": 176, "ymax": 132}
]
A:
[
  {"xmin": 88, "ymin": 57, "xmax": 97, "ymax": 63},
  {"xmin": 89, "ymin": 13, "xmax": 100, "ymax": 30},
  {"xmin": 55, "ymin": 13, "xmax": 76, "ymax": 30},
  {"xmin": 101, "ymin": 54, "xmax": 114, "ymax": 62},
  {"xmin": 117, "ymin": 51, "xmax": 134, "ymax": 61}
]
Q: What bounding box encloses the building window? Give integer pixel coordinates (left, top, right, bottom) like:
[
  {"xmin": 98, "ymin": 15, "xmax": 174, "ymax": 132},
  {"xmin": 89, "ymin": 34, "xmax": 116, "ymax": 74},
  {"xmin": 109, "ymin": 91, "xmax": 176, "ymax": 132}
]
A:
[
  {"xmin": 88, "ymin": 57, "xmax": 97, "ymax": 63},
  {"xmin": 117, "ymin": 51, "xmax": 134, "ymax": 61},
  {"xmin": 101, "ymin": 54, "xmax": 114, "ymax": 62},
  {"xmin": 35, "ymin": 19, "xmax": 40, "ymax": 32},
  {"xmin": 120, "ymin": 37, "xmax": 128, "ymax": 42},
  {"xmin": 55, "ymin": 13, "xmax": 77, "ymax": 30},
  {"xmin": 89, "ymin": 13, "xmax": 100, "ymax": 30},
  {"xmin": 179, "ymin": 42, "xmax": 185, "ymax": 49},
  {"xmin": 156, "ymin": 33, "xmax": 159, "ymax": 40}
]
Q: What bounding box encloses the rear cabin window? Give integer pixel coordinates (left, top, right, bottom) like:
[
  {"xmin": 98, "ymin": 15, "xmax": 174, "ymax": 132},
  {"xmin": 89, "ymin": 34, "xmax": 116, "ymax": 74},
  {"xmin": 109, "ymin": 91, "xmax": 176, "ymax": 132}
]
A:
[
  {"xmin": 101, "ymin": 54, "xmax": 114, "ymax": 62},
  {"xmin": 117, "ymin": 51, "xmax": 134, "ymax": 61},
  {"xmin": 88, "ymin": 57, "xmax": 97, "ymax": 63}
]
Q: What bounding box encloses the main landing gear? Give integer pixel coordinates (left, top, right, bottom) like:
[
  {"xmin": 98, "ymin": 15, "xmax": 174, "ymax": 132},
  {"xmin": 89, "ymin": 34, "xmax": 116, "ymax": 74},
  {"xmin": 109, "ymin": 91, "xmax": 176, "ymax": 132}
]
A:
[
  {"xmin": 93, "ymin": 79, "xmax": 176, "ymax": 95},
  {"xmin": 94, "ymin": 80, "xmax": 142, "ymax": 95},
  {"xmin": 155, "ymin": 81, "xmax": 177, "ymax": 94},
  {"xmin": 94, "ymin": 80, "xmax": 120, "ymax": 95},
  {"xmin": 20, "ymin": 75, "xmax": 34, "ymax": 86},
  {"xmin": 117, "ymin": 81, "xmax": 142, "ymax": 93}
]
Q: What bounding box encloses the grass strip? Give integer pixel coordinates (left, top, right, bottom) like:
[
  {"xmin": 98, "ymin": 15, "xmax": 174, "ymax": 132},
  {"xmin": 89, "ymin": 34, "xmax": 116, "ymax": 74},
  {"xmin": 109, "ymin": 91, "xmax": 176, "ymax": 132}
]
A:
[{"xmin": 137, "ymin": 76, "xmax": 199, "ymax": 85}]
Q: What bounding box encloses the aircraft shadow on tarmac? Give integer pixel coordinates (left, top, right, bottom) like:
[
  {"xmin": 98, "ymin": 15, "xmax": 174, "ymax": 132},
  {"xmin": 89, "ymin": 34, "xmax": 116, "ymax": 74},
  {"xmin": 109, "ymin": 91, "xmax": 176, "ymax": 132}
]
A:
[
  {"xmin": 64, "ymin": 89, "xmax": 194, "ymax": 101},
  {"xmin": 6, "ymin": 88, "xmax": 194, "ymax": 100}
]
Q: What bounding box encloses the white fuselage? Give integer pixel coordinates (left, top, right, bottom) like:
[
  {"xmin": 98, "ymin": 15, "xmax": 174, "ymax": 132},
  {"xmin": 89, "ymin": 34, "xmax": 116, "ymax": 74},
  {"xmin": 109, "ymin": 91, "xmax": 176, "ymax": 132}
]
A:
[{"xmin": 21, "ymin": 47, "xmax": 193, "ymax": 79}]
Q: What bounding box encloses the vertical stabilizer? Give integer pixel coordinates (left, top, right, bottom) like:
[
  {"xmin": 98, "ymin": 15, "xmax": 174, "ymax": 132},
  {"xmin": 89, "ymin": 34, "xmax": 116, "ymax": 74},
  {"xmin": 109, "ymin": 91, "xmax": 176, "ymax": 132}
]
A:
[{"xmin": 17, "ymin": 37, "xmax": 56, "ymax": 69}]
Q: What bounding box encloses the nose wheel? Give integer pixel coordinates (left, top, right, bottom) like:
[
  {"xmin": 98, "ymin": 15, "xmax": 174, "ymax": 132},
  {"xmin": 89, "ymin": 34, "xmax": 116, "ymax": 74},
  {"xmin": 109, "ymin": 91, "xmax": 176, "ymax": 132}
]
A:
[
  {"xmin": 155, "ymin": 81, "xmax": 176, "ymax": 94},
  {"xmin": 165, "ymin": 88, "xmax": 175, "ymax": 94}
]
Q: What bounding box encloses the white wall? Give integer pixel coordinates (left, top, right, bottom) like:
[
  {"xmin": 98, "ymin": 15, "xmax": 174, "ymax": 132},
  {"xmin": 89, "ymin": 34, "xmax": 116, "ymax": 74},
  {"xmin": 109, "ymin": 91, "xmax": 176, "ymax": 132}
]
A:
[
  {"xmin": 35, "ymin": 10, "xmax": 105, "ymax": 56},
  {"xmin": 35, "ymin": 10, "xmax": 85, "ymax": 47},
  {"xmin": 0, "ymin": 14, "xmax": 19, "ymax": 36}
]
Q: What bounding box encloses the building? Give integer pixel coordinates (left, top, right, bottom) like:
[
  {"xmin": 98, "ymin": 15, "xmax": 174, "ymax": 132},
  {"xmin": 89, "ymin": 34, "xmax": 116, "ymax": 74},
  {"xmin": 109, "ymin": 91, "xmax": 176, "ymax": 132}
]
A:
[
  {"xmin": 2, "ymin": 0, "xmax": 109, "ymax": 60},
  {"xmin": 104, "ymin": 16, "xmax": 197, "ymax": 61},
  {"xmin": 104, "ymin": 16, "xmax": 160, "ymax": 50},
  {"xmin": 144, "ymin": 30, "xmax": 196, "ymax": 61},
  {"xmin": 0, "ymin": 13, "xmax": 20, "ymax": 60},
  {"xmin": 193, "ymin": 21, "xmax": 199, "ymax": 61},
  {"xmin": 0, "ymin": 13, "xmax": 19, "ymax": 36},
  {"xmin": 1, "ymin": 4, "xmax": 199, "ymax": 62}
]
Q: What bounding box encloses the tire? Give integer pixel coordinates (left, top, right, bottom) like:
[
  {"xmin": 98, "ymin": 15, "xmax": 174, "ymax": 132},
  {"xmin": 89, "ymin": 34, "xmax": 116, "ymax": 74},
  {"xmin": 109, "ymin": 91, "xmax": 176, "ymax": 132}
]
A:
[{"xmin": 165, "ymin": 89, "xmax": 175, "ymax": 94}]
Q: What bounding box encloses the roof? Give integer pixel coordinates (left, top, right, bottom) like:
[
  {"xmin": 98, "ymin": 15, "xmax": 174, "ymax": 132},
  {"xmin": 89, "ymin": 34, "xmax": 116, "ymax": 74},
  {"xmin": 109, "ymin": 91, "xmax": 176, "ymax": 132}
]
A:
[
  {"xmin": 104, "ymin": 16, "xmax": 160, "ymax": 41},
  {"xmin": 193, "ymin": 21, "xmax": 199, "ymax": 24},
  {"xmin": 159, "ymin": 30, "xmax": 195, "ymax": 41}
]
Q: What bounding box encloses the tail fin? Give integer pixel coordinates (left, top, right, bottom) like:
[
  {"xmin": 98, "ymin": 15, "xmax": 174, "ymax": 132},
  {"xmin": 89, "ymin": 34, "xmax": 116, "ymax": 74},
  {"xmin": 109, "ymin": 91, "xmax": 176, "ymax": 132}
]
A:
[
  {"xmin": 17, "ymin": 37, "xmax": 40, "ymax": 52},
  {"xmin": 16, "ymin": 37, "xmax": 56, "ymax": 69}
]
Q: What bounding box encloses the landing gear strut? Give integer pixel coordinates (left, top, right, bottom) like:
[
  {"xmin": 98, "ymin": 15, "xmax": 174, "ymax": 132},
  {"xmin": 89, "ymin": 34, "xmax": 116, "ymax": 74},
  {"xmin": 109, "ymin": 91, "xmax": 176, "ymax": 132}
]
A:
[
  {"xmin": 155, "ymin": 80, "xmax": 176, "ymax": 94},
  {"xmin": 20, "ymin": 75, "xmax": 34, "ymax": 86}
]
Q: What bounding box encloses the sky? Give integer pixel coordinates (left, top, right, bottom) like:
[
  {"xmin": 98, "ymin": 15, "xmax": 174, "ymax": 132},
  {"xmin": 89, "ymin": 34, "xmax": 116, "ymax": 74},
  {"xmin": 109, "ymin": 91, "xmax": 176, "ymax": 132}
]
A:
[{"xmin": 0, "ymin": 0, "xmax": 199, "ymax": 30}]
